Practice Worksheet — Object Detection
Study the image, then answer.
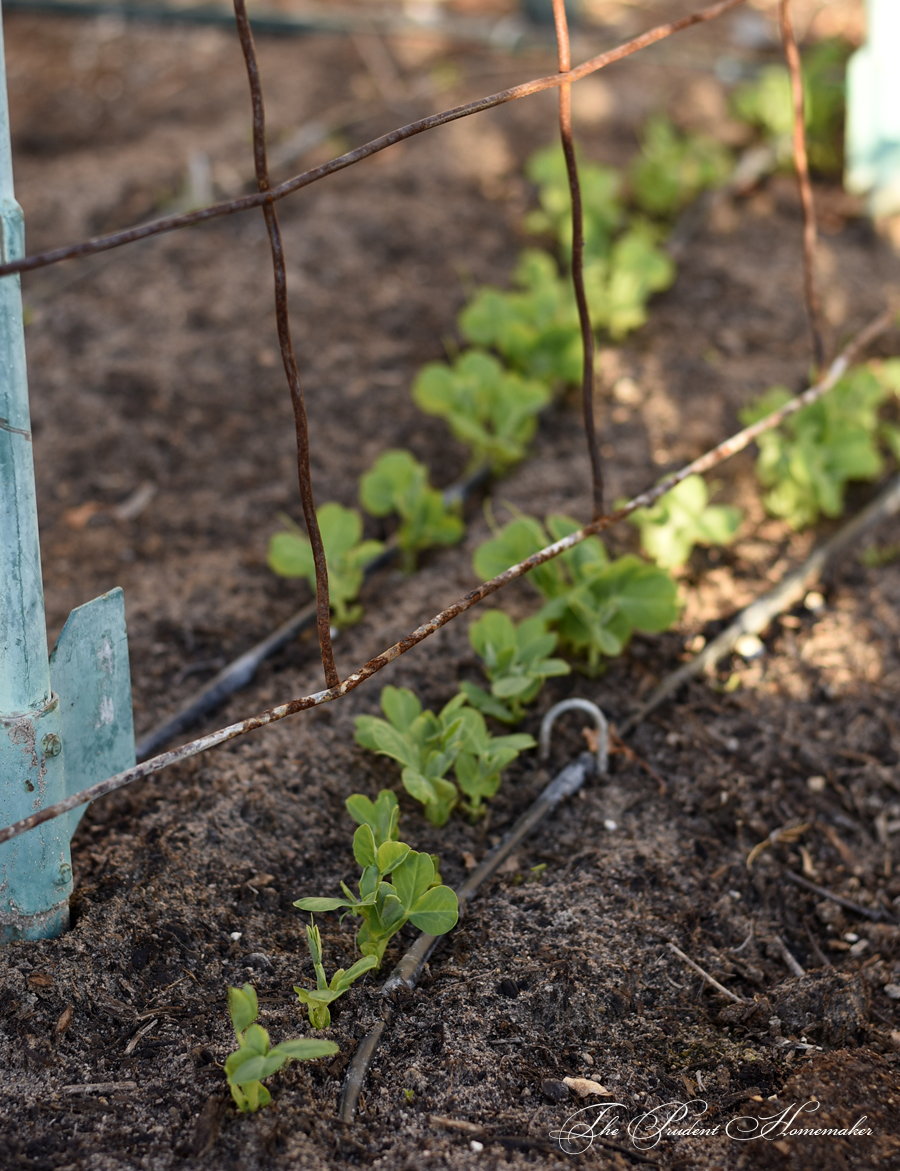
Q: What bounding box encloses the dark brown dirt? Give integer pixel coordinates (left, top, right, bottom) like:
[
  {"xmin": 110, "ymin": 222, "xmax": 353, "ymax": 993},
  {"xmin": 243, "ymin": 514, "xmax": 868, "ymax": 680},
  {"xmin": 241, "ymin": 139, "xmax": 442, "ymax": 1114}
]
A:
[{"xmin": 2, "ymin": 4, "xmax": 900, "ymax": 1170}]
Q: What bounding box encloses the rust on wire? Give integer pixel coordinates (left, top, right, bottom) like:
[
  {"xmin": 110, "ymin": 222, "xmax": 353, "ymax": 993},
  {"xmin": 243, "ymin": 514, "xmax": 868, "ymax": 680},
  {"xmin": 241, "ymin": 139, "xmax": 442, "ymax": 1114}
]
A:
[
  {"xmin": 0, "ymin": 0, "xmax": 745, "ymax": 282},
  {"xmin": 551, "ymin": 0, "xmax": 603, "ymax": 519},
  {"xmin": 0, "ymin": 302, "xmax": 893, "ymax": 850},
  {"xmin": 232, "ymin": 0, "xmax": 339, "ymax": 689},
  {"xmin": 779, "ymin": 0, "xmax": 825, "ymax": 371}
]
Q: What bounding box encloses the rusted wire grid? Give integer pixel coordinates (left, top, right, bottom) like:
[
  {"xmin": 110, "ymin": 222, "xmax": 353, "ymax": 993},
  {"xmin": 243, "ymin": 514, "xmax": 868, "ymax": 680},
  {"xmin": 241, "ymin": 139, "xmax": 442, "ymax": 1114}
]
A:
[
  {"xmin": 551, "ymin": 0, "xmax": 602, "ymax": 519},
  {"xmin": 0, "ymin": 302, "xmax": 894, "ymax": 849},
  {"xmin": 779, "ymin": 0, "xmax": 825, "ymax": 371},
  {"xmin": 232, "ymin": 0, "xmax": 338, "ymax": 690},
  {"xmin": 0, "ymin": 0, "xmax": 746, "ymax": 282}
]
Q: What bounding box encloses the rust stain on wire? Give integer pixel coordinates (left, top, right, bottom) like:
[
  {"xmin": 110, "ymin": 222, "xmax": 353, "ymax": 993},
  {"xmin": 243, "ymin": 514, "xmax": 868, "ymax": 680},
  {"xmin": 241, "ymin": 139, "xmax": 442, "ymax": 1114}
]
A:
[
  {"xmin": 0, "ymin": 0, "xmax": 746, "ymax": 281},
  {"xmin": 779, "ymin": 0, "xmax": 824, "ymax": 371},
  {"xmin": 0, "ymin": 302, "xmax": 893, "ymax": 849},
  {"xmin": 232, "ymin": 0, "xmax": 339, "ymax": 689},
  {"xmin": 551, "ymin": 0, "xmax": 602, "ymax": 520}
]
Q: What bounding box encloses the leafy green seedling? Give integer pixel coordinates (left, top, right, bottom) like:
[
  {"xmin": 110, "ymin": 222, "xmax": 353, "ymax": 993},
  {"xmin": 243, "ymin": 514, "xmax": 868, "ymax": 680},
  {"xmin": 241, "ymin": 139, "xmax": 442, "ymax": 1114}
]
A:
[
  {"xmin": 473, "ymin": 514, "xmax": 679, "ymax": 673},
  {"xmin": 354, "ymin": 687, "xmax": 469, "ymax": 825},
  {"xmin": 731, "ymin": 39, "xmax": 850, "ymax": 175},
  {"xmin": 460, "ymin": 610, "xmax": 570, "ymax": 723},
  {"xmin": 524, "ymin": 143, "xmax": 624, "ymax": 261},
  {"xmin": 293, "ymin": 919, "xmax": 377, "ymax": 1030},
  {"xmin": 224, "ymin": 983, "xmax": 337, "ymax": 1113},
  {"xmin": 359, "ymin": 450, "xmax": 464, "ymax": 571},
  {"xmin": 627, "ymin": 475, "xmax": 742, "ymax": 568},
  {"xmin": 346, "ymin": 788, "xmax": 401, "ymax": 847},
  {"xmin": 413, "ymin": 350, "xmax": 550, "ymax": 473},
  {"xmin": 267, "ymin": 502, "xmax": 384, "ymax": 627},
  {"xmin": 452, "ymin": 705, "xmax": 535, "ymax": 817},
  {"xmin": 740, "ymin": 367, "xmax": 886, "ymax": 530},
  {"xmin": 294, "ymin": 832, "xmax": 458, "ymax": 967},
  {"xmin": 629, "ymin": 116, "xmax": 731, "ymax": 219}
]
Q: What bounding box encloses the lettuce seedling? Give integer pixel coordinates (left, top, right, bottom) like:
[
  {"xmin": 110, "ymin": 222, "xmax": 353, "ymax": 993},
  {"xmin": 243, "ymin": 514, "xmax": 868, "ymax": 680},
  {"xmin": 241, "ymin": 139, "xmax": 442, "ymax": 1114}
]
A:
[
  {"xmin": 267, "ymin": 502, "xmax": 384, "ymax": 627},
  {"xmin": 473, "ymin": 514, "xmax": 679, "ymax": 673},
  {"xmin": 224, "ymin": 983, "xmax": 337, "ymax": 1113},
  {"xmin": 294, "ymin": 834, "xmax": 458, "ymax": 967},
  {"xmin": 359, "ymin": 450, "xmax": 464, "ymax": 571},
  {"xmin": 354, "ymin": 686, "xmax": 469, "ymax": 825},
  {"xmin": 740, "ymin": 367, "xmax": 886, "ymax": 530},
  {"xmin": 293, "ymin": 919, "xmax": 377, "ymax": 1030},
  {"xmin": 412, "ymin": 350, "xmax": 550, "ymax": 473},
  {"xmin": 629, "ymin": 116, "xmax": 731, "ymax": 219},
  {"xmin": 460, "ymin": 610, "xmax": 569, "ymax": 723},
  {"xmin": 627, "ymin": 475, "xmax": 742, "ymax": 569}
]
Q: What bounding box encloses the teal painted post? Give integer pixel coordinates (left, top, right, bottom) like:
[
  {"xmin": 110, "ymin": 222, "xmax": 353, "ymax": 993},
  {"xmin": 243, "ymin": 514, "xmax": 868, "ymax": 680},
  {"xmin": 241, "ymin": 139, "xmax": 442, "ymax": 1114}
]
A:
[
  {"xmin": 846, "ymin": 0, "xmax": 900, "ymax": 216},
  {"xmin": 0, "ymin": 4, "xmax": 73, "ymax": 940}
]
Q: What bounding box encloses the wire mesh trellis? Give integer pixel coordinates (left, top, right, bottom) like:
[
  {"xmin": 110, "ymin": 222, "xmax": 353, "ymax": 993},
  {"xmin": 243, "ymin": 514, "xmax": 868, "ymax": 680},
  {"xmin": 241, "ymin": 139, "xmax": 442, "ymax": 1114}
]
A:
[{"xmin": 0, "ymin": 0, "xmax": 896, "ymax": 849}]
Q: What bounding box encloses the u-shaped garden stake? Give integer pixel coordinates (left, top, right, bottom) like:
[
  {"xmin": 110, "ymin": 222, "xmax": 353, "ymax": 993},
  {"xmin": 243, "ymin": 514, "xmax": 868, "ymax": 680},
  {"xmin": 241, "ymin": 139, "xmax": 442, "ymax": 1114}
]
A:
[{"xmin": 0, "ymin": 9, "xmax": 135, "ymax": 942}]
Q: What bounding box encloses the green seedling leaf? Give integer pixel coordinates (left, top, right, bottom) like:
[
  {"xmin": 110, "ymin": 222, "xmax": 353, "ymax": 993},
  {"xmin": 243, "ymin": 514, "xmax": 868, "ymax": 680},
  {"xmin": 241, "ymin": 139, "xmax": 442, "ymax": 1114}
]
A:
[
  {"xmin": 740, "ymin": 366, "xmax": 888, "ymax": 530},
  {"xmin": 377, "ymin": 840, "xmax": 411, "ymax": 873},
  {"xmin": 413, "ymin": 350, "xmax": 550, "ymax": 473},
  {"xmin": 630, "ymin": 116, "xmax": 731, "ymax": 219},
  {"xmin": 224, "ymin": 983, "xmax": 338, "ymax": 1111},
  {"xmin": 525, "ymin": 143, "xmax": 623, "ymax": 261},
  {"xmin": 628, "ymin": 475, "xmax": 742, "ymax": 568},
  {"xmin": 359, "ymin": 450, "xmax": 463, "ymax": 569},
  {"xmin": 353, "ymin": 824, "xmax": 377, "ymax": 869},
  {"xmin": 293, "ymin": 919, "xmax": 378, "ymax": 1029},
  {"xmin": 267, "ymin": 502, "xmax": 384, "ymax": 627},
  {"xmin": 346, "ymin": 789, "xmax": 400, "ymax": 847},
  {"xmin": 407, "ymin": 885, "xmax": 460, "ymax": 935},
  {"xmin": 464, "ymin": 609, "xmax": 570, "ymax": 722}
]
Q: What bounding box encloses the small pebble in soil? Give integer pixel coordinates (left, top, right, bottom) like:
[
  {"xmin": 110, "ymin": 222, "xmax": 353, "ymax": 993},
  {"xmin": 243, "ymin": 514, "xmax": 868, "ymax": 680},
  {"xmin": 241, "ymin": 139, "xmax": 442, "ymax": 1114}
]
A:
[
  {"xmin": 470, "ymin": 1141, "xmax": 484, "ymax": 1152},
  {"xmin": 542, "ymin": 1079, "xmax": 570, "ymax": 1102},
  {"xmin": 735, "ymin": 633, "xmax": 765, "ymax": 659},
  {"xmin": 604, "ymin": 819, "xmax": 617, "ymax": 832},
  {"xmin": 229, "ymin": 932, "xmax": 242, "ymax": 941},
  {"xmin": 807, "ymin": 775, "xmax": 827, "ymax": 792}
]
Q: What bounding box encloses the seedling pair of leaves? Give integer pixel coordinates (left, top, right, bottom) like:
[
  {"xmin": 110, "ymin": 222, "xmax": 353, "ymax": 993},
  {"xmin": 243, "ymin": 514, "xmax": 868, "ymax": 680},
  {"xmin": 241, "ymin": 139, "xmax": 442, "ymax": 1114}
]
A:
[
  {"xmin": 294, "ymin": 817, "xmax": 459, "ymax": 967},
  {"xmin": 267, "ymin": 502, "xmax": 383, "ymax": 627},
  {"xmin": 461, "ymin": 610, "xmax": 569, "ymax": 724},
  {"xmin": 359, "ymin": 450, "xmax": 464, "ymax": 571},
  {"xmin": 740, "ymin": 366, "xmax": 888, "ymax": 530},
  {"xmin": 473, "ymin": 514, "xmax": 679, "ymax": 674},
  {"xmin": 225, "ymin": 984, "xmax": 337, "ymax": 1113},
  {"xmin": 413, "ymin": 349, "xmax": 550, "ymax": 474},
  {"xmin": 294, "ymin": 920, "xmax": 377, "ymax": 1029},
  {"xmin": 354, "ymin": 686, "xmax": 534, "ymax": 821},
  {"xmin": 627, "ymin": 474, "xmax": 742, "ymax": 569}
]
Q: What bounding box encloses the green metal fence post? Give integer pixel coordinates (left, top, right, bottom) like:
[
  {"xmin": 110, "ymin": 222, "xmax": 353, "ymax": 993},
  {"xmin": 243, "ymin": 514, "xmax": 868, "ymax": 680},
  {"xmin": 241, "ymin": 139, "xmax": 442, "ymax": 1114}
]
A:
[{"xmin": 0, "ymin": 3, "xmax": 136, "ymax": 942}]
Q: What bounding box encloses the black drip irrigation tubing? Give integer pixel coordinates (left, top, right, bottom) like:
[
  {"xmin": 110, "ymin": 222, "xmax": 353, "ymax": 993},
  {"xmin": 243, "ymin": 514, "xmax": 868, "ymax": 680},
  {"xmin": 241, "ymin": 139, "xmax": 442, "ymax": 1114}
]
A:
[
  {"xmin": 134, "ymin": 465, "xmax": 491, "ymax": 760},
  {"xmin": 338, "ymin": 748, "xmax": 599, "ymax": 1123}
]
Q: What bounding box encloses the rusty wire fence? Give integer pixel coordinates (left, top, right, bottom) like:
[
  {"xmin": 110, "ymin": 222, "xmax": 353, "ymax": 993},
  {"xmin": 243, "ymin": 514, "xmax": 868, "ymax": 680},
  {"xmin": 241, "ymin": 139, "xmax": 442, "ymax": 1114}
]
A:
[{"xmin": 0, "ymin": 0, "xmax": 896, "ymax": 845}]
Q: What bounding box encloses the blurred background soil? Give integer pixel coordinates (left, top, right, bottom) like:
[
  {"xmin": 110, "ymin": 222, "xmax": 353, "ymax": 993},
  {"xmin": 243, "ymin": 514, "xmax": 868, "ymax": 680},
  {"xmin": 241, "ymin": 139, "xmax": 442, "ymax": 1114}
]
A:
[{"xmin": 2, "ymin": 2, "xmax": 900, "ymax": 1168}]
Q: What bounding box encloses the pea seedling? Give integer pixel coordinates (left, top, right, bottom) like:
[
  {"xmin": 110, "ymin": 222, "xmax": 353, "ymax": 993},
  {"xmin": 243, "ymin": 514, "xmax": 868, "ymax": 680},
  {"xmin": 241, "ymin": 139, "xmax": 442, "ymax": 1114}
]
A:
[
  {"xmin": 627, "ymin": 474, "xmax": 742, "ymax": 569},
  {"xmin": 359, "ymin": 450, "xmax": 464, "ymax": 571},
  {"xmin": 268, "ymin": 502, "xmax": 384, "ymax": 626},
  {"xmin": 293, "ymin": 919, "xmax": 377, "ymax": 1029},
  {"xmin": 474, "ymin": 514, "xmax": 679, "ymax": 673},
  {"xmin": 294, "ymin": 828, "xmax": 458, "ymax": 967},
  {"xmin": 224, "ymin": 983, "xmax": 337, "ymax": 1113},
  {"xmin": 460, "ymin": 610, "xmax": 569, "ymax": 724},
  {"xmin": 413, "ymin": 349, "xmax": 550, "ymax": 473}
]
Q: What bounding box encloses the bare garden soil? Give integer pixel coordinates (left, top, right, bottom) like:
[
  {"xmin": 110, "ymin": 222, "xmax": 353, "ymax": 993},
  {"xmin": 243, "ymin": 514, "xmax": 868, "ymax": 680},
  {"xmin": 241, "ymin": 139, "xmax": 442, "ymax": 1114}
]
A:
[{"xmin": 3, "ymin": 5, "xmax": 900, "ymax": 1169}]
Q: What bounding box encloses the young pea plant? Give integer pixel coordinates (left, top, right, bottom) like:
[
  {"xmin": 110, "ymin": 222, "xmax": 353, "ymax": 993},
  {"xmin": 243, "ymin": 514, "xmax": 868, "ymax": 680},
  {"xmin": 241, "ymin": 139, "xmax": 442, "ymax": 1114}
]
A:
[
  {"xmin": 354, "ymin": 686, "xmax": 534, "ymax": 823},
  {"xmin": 224, "ymin": 983, "xmax": 337, "ymax": 1113},
  {"xmin": 412, "ymin": 349, "xmax": 550, "ymax": 474},
  {"xmin": 629, "ymin": 116, "xmax": 731, "ymax": 219},
  {"xmin": 359, "ymin": 450, "xmax": 464, "ymax": 571},
  {"xmin": 473, "ymin": 514, "xmax": 679, "ymax": 674},
  {"xmin": 627, "ymin": 475, "xmax": 742, "ymax": 569},
  {"xmin": 294, "ymin": 919, "xmax": 377, "ymax": 1030},
  {"xmin": 740, "ymin": 366, "xmax": 887, "ymax": 531},
  {"xmin": 267, "ymin": 502, "xmax": 384, "ymax": 627},
  {"xmin": 293, "ymin": 826, "xmax": 458, "ymax": 967},
  {"xmin": 460, "ymin": 610, "xmax": 570, "ymax": 724}
]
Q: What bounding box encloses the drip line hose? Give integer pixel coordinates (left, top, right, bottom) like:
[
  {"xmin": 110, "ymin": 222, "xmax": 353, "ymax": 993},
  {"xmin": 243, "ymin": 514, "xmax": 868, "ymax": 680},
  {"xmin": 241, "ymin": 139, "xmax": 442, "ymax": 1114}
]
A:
[
  {"xmin": 339, "ymin": 739, "xmax": 604, "ymax": 1123},
  {"xmin": 135, "ymin": 465, "xmax": 491, "ymax": 760}
]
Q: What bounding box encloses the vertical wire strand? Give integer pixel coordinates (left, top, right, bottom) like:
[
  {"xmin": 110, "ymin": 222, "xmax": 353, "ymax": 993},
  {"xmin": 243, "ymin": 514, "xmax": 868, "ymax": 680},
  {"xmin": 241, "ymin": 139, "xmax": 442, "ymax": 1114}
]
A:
[
  {"xmin": 779, "ymin": 0, "xmax": 825, "ymax": 372},
  {"xmin": 551, "ymin": 0, "xmax": 603, "ymax": 519},
  {"xmin": 232, "ymin": 0, "xmax": 339, "ymax": 688}
]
